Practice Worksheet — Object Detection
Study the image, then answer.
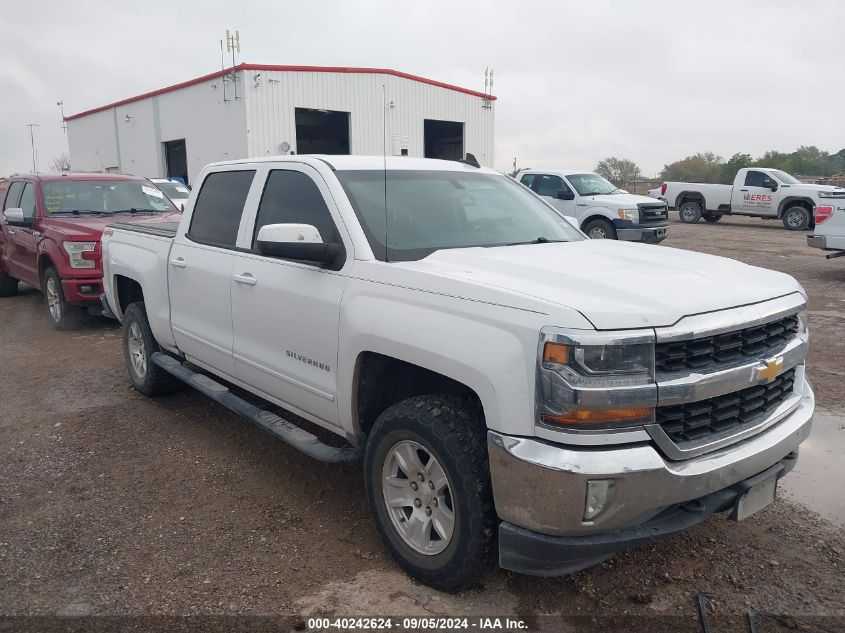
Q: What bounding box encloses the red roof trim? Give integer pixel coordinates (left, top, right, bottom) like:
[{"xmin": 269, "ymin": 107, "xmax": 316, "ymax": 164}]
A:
[{"xmin": 65, "ymin": 63, "xmax": 496, "ymax": 120}]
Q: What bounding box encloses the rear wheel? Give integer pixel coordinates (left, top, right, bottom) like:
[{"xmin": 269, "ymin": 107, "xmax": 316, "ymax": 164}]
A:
[
  {"xmin": 782, "ymin": 205, "xmax": 810, "ymax": 231},
  {"xmin": 122, "ymin": 302, "xmax": 182, "ymax": 396},
  {"xmin": 43, "ymin": 267, "xmax": 85, "ymax": 330},
  {"xmin": 364, "ymin": 395, "xmax": 496, "ymax": 591},
  {"xmin": 702, "ymin": 212, "xmax": 722, "ymax": 223},
  {"xmin": 679, "ymin": 201, "xmax": 702, "ymax": 224},
  {"xmin": 583, "ymin": 218, "xmax": 617, "ymax": 240},
  {"xmin": 0, "ymin": 271, "xmax": 18, "ymax": 297}
]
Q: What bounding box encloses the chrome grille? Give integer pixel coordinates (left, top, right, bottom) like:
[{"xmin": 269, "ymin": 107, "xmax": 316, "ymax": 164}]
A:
[
  {"xmin": 656, "ymin": 368, "xmax": 796, "ymax": 443},
  {"xmin": 655, "ymin": 314, "xmax": 799, "ymax": 374},
  {"xmin": 639, "ymin": 204, "xmax": 668, "ymax": 224}
]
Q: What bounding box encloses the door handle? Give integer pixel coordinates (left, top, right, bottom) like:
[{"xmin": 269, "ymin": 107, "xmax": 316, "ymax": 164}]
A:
[
  {"xmin": 169, "ymin": 257, "xmax": 187, "ymax": 268},
  {"xmin": 233, "ymin": 273, "xmax": 257, "ymax": 286},
  {"xmin": 740, "ymin": 189, "xmax": 749, "ymax": 192}
]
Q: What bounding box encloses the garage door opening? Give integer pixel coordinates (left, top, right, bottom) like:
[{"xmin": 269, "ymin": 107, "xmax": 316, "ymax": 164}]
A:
[
  {"xmin": 295, "ymin": 108, "xmax": 350, "ymax": 155},
  {"xmin": 424, "ymin": 120, "xmax": 464, "ymax": 161},
  {"xmin": 163, "ymin": 139, "xmax": 188, "ymax": 185}
]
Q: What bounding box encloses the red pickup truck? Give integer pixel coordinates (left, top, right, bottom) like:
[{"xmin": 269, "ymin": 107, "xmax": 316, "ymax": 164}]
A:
[{"xmin": 1, "ymin": 173, "xmax": 178, "ymax": 329}]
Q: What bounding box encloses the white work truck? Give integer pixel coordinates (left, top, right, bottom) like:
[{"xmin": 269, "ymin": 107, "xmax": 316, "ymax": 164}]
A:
[
  {"xmin": 516, "ymin": 169, "xmax": 669, "ymax": 242},
  {"xmin": 661, "ymin": 167, "xmax": 845, "ymax": 230},
  {"xmin": 101, "ymin": 155, "xmax": 813, "ymax": 591},
  {"xmin": 807, "ymin": 193, "xmax": 845, "ymax": 259}
]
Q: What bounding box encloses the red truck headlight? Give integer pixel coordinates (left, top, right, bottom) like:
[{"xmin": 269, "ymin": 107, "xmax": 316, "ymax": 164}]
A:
[{"xmin": 62, "ymin": 241, "xmax": 98, "ymax": 269}]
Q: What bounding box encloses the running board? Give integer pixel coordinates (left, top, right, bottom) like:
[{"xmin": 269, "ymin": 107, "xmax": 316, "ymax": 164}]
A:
[{"xmin": 151, "ymin": 352, "xmax": 360, "ymax": 463}]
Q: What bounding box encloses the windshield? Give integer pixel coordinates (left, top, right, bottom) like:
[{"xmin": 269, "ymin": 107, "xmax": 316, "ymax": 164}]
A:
[
  {"xmin": 566, "ymin": 173, "xmax": 619, "ymax": 196},
  {"xmin": 42, "ymin": 180, "xmax": 177, "ymax": 215},
  {"xmin": 769, "ymin": 170, "xmax": 801, "ymax": 185},
  {"xmin": 336, "ymin": 170, "xmax": 584, "ymax": 262},
  {"xmin": 154, "ymin": 181, "xmax": 190, "ymax": 200}
]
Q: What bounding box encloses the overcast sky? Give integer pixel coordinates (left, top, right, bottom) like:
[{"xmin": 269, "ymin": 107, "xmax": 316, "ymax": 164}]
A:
[{"xmin": 1, "ymin": 0, "xmax": 843, "ymax": 178}]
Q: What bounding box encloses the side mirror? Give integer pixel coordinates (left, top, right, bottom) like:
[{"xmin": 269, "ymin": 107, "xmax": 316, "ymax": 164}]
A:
[
  {"xmin": 770, "ymin": 182, "xmax": 778, "ymax": 192},
  {"xmin": 256, "ymin": 223, "xmax": 343, "ymax": 268},
  {"xmin": 556, "ymin": 189, "xmax": 575, "ymax": 200},
  {"xmin": 3, "ymin": 208, "xmax": 30, "ymax": 226}
]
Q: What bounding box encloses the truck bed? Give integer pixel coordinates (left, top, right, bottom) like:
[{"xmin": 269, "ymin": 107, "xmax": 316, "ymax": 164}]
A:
[{"xmin": 110, "ymin": 220, "xmax": 179, "ymax": 239}]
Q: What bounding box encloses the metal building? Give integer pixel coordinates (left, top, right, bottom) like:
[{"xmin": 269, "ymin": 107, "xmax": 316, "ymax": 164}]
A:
[{"xmin": 65, "ymin": 63, "xmax": 497, "ymax": 185}]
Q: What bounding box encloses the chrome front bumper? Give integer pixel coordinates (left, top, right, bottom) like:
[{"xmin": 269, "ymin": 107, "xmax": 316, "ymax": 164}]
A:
[
  {"xmin": 616, "ymin": 225, "xmax": 667, "ymax": 243},
  {"xmin": 488, "ymin": 377, "xmax": 813, "ymax": 537}
]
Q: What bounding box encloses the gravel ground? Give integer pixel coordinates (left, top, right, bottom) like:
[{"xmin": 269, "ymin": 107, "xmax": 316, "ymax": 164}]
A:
[{"xmin": 0, "ymin": 215, "xmax": 843, "ymax": 630}]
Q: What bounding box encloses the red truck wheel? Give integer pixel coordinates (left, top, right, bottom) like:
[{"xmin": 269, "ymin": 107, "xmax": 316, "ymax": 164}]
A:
[{"xmin": 42, "ymin": 268, "xmax": 85, "ymax": 330}]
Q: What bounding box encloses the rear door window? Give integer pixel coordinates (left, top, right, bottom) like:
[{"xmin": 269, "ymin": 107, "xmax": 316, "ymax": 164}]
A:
[{"xmin": 187, "ymin": 170, "xmax": 256, "ymax": 247}]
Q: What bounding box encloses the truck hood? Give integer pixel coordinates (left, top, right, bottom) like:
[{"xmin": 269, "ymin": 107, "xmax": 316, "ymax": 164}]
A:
[
  {"xmin": 790, "ymin": 183, "xmax": 845, "ymax": 194},
  {"xmin": 45, "ymin": 212, "xmax": 180, "ymax": 240},
  {"xmin": 399, "ymin": 240, "xmax": 802, "ymax": 329},
  {"xmin": 580, "ymin": 192, "xmax": 665, "ymax": 208}
]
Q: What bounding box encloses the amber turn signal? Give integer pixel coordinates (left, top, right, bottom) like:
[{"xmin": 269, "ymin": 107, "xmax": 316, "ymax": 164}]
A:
[
  {"xmin": 542, "ymin": 407, "xmax": 653, "ymax": 425},
  {"xmin": 543, "ymin": 342, "xmax": 570, "ymax": 365}
]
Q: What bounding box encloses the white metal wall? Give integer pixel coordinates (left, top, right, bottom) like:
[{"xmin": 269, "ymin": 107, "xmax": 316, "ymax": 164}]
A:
[
  {"xmin": 242, "ymin": 70, "xmax": 496, "ymax": 167},
  {"xmin": 67, "ymin": 77, "xmax": 248, "ymax": 184},
  {"xmin": 67, "ymin": 68, "xmax": 496, "ymax": 182}
]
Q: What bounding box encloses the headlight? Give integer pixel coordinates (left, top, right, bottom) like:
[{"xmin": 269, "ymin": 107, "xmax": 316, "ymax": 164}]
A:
[
  {"xmin": 818, "ymin": 191, "xmax": 845, "ymax": 198},
  {"xmin": 537, "ymin": 328, "xmax": 656, "ymax": 430},
  {"xmin": 616, "ymin": 208, "xmax": 639, "ymax": 222},
  {"xmin": 63, "ymin": 241, "xmax": 97, "ymax": 269}
]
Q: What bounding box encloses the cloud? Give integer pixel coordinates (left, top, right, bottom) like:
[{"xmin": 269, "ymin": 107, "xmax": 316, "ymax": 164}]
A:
[{"xmin": 1, "ymin": 0, "xmax": 843, "ymax": 177}]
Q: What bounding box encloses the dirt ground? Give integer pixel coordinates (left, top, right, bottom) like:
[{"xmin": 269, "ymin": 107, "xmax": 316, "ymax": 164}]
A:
[{"xmin": 1, "ymin": 215, "xmax": 843, "ymax": 631}]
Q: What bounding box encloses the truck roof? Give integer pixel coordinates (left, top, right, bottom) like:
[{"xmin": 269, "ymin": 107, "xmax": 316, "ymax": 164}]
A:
[
  {"xmin": 518, "ymin": 168, "xmax": 595, "ymax": 176},
  {"xmin": 205, "ymin": 155, "xmax": 501, "ymax": 174}
]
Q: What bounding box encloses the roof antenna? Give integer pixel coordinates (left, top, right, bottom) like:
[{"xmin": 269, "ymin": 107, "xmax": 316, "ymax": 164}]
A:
[{"xmin": 458, "ymin": 153, "xmax": 480, "ymax": 168}]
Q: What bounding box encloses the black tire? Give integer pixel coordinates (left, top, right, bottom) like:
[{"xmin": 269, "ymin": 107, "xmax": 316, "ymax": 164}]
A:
[
  {"xmin": 678, "ymin": 201, "xmax": 702, "ymax": 224},
  {"xmin": 582, "ymin": 218, "xmax": 617, "ymax": 240},
  {"xmin": 42, "ymin": 267, "xmax": 85, "ymax": 330},
  {"xmin": 702, "ymin": 212, "xmax": 722, "ymax": 223},
  {"xmin": 364, "ymin": 395, "xmax": 496, "ymax": 591},
  {"xmin": 122, "ymin": 302, "xmax": 182, "ymax": 396},
  {"xmin": 0, "ymin": 271, "xmax": 18, "ymax": 297},
  {"xmin": 782, "ymin": 205, "xmax": 811, "ymax": 231}
]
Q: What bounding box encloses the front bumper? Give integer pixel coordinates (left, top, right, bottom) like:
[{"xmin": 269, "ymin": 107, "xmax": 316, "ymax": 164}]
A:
[
  {"xmin": 614, "ymin": 221, "xmax": 668, "ymax": 243},
  {"xmin": 499, "ymin": 454, "xmax": 797, "ymax": 576},
  {"xmin": 488, "ymin": 377, "xmax": 813, "ymax": 567},
  {"xmin": 61, "ymin": 276, "xmax": 104, "ymax": 303}
]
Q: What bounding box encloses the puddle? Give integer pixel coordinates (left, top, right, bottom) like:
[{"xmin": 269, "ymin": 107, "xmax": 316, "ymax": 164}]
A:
[{"xmin": 779, "ymin": 408, "xmax": 845, "ymax": 528}]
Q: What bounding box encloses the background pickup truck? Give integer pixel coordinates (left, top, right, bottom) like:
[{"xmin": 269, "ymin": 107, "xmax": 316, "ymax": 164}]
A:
[
  {"xmin": 103, "ymin": 155, "xmax": 813, "ymax": 591},
  {"xmin": 516, "ymin": 169, "xmax": 669, "ymax": 242},
  {"xmin": 0, "ymin": 173, "xmax": 177, "ymax": 329},
  {"xmin": 659, "ymin": 167, "xmax": 845, "ymax": 230}
]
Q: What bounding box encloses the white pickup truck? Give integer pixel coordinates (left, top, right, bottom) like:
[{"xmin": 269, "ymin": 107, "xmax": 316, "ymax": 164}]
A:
[
  {"xmin": 807, "ymin": 194, "xmax": 845, "ymax": 259},
  {"xmin": 101, "ymin": 155, "xmax": 813, "ymax": 591},
  {"xmin": 516, "ymin": 169, "xmax": 669, "ymax": 242},
  {"xmin": 660, "ymin": 167, "xmax": 845, "ymax": 230}
]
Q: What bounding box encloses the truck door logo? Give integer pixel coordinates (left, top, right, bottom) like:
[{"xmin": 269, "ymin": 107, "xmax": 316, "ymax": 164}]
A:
[
  {"xmin": 286, "ymin": 350, "xmax": 331, "ymax": 372},
  {"xmin": 743, "ymin": 192, "xmax": 773, "ymax": 208}
]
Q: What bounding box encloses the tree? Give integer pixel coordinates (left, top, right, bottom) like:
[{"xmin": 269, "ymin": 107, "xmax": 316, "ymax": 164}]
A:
[
  {"xmin": 595, "ymin": 157, "xmax": 641, "ymax": 186},
  {"xmin": 660, "ymin": 152, "xmax": 723, "ymax": 183},
  {"xmin": 50, "ymin": 152, "xmax": 71, "ymax": 173},
  {"xmin": 719, "ymin": 153, "xmax": 754, "ymax": 184}
]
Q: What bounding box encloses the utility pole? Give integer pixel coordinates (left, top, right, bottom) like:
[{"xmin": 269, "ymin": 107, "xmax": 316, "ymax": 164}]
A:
[{"xmin": 26, "ymin": 123, "xmax": 39, "ymax": 173}]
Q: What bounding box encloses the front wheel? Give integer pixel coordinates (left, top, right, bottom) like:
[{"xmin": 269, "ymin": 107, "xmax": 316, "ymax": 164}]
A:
[
  {"xmin": 364, "ymin": 395, "xmax": 496, "ymax": 591},
  {"xmin": 782, "ymin": 206, "xmax": 811, "ymax": 231},
  {"xmin": 42, "ymin": 267, "xmax": 85, "ymax": 330},
  {"xmin": 582, "ymin": 218, "xmax": 617, "ymax": 240},
  {"xmin": 679, "ymin": 201, "xmax": 702, "ymax": 224}
]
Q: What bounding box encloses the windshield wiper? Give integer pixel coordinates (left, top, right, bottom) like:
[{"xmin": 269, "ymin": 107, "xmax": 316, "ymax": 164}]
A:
[
  {"xmin": 51, "ymin": 209, "xmax": 109, "ymax": 216},
  {"xmin": 111, "ymin": 208, "xmax": 163, "ymax": 215},
  {"xmin": 580, "ymin": 191, "xmax": 606, "ymax": 197},
  {"xmin": 504, "ymin": 236, "xmax": 565, "ymax": 246}
]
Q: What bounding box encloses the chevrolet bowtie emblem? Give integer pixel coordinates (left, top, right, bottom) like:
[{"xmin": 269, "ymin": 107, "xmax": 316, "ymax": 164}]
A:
[{"xmin": 754, "ymin": 357, "xmax": 784, "ymax": 383}]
